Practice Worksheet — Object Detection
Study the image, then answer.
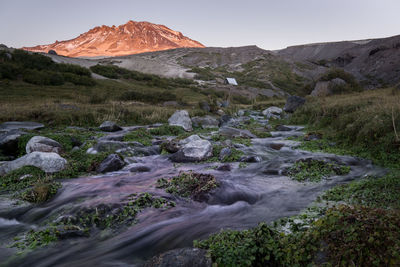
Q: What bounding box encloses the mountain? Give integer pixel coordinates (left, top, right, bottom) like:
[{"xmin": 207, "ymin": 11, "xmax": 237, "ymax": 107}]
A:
[
  {"xmin": 277, "ymin": 34, "xmax": 400, "ymax": 86},
  {"xmin": 22, "ymin": 20, "xmax": 205, "ymax": 57}
]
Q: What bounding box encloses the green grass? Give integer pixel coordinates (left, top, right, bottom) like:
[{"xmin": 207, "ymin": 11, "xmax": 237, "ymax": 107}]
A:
[{"xmin": 290, "ymin": 88, "xmax": 400, "ymax": 169}]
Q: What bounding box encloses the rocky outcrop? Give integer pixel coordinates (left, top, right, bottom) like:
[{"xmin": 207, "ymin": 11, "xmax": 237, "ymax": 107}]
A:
[
  {"xmin": 26, "ymin": 136, "xmax": 63, "ymax": 154},
  {"xmin": 311, "ymin": 78, "xmax": 347, "ymax": 97},
  {"xmin": 262, "ymin": 106, "xmax": 283, "ymax": 119},
  {"xmin": 96, "ymin": 154, "xmax": 125, "ymax": 173},
  {"xmin": 283, "ymin": 96, "xmax": 306, "ymax": 113},
  {"xmin": 168, "ymin": 110, "xmax": 193, "ymax": 131},
  {"xmin": 171, "ymin": 135, "xmax": 213, "ymax": 162},
  {"xmin": 99, "ymin": 121, "xmax": 122, "ymax": 132},
  {"xmin": 0, "ymin": 152, "xmax": 67, "ymax": 175}
]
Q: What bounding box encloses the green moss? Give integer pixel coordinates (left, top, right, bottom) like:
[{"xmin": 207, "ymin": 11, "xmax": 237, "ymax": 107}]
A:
[
  {"xmin": 0, "ymin": 166, "xmax": 46, "ymax": 192},
  {"xmin": 288, "ymin": 159, "xmax": 350, "ymax": 182},
  {"xmin": 157, "ymin": 171, "xmax": 218, "ymax": 201},
  {"xmin": 207, "ymin": 145, "xmax": 244, "ymax": 163},
  {"xmin": 123, "ymin": 128, "xmax": 153, "ymax": 146}
]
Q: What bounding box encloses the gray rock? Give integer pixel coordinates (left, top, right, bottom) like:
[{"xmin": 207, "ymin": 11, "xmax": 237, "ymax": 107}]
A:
[
  {"xmin": 171, "ymin": 138, "xmax": 213, "ymax": 163},
  {"xmin": 219, "ymin": 147, "xmax": 232, "ymax": 161},
  {"xmin": 87, "ymin": 141, "xmax": 127, "ymax": 154},
  {"xmin": 217, "ymin": 164, "xmax": 232, "ymax": 171},
  {"xmin": 0, "ymin": 121, "xmax": 44, "ymax": 132},
  {"xmin": 311, "ymin": 81, "xmax": 331, "ymax": 97},
  {"xmin": 130, "ymin": 165, "xmax": 151, "ymax": 172},
  {"xmin": 219, "ymin": 127, "xmax": 256, "ymax": 139},
  {"xmin": 144, "ymin": 248, "xmax": 211, "ymax": 267},
  {"xmin": 199, "ymin": 101, "xmax": 210, "ymax": 112},
  {"xmin": 96, "ymin": 154, "xmax": 125, "ymax": 173},
  {"xmin": 221, "ymin": 100, "xmax": 230, "ymax": 108},
  {"xmin": 218, "ymin": 115, "xmax": 233, "ymax": 127},
  {"xmin": 237, "ymin": 109, "xmax": 245, "ymax": 116},
  {"xmin": 99, "ymin": 121, "xmax": 122, "ymax": 132},
  {"xmin": 0, "ymin": 129, "xmax": 26, "ymax": 156},
  {"xmin": 26, "ymin": 136, "xmax": 63, "ymax": 154},
  {"xmin": 191, "ymin": 116, "xmax": 219, "ymax": 129},
  {"xmin": 0, "ymin": 152, "xmax": 67, "ymax": 175},
  {"xmin": 275, "ymin": 125, "xmax": 292, "ymax": 131},
  {"xmin": 168, "ymin": 110, "xmax": 193, "ymax": 132},
  {"xmin": 240, "ymin": 156, "xmax": 262, "ymax": 163},
  {"xmin": 262, "ymin": 106, "xmax": 283, "ymax": 119},
  {"xmin": 217, "ymin": 109, "xmax": 225, "ymax": 116},
  {"xmin": 178, "ymin": 135, "xmax": 203, "ymax": 146},
  {"xmin": 283, "ymin": 96, "xmax": 306, "ymax": 113}
]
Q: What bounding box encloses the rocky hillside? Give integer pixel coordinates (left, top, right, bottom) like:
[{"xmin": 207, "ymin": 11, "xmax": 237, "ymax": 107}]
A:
[
  {"xmin": 277, "ymin": 34, "xmax": 400, "ymax": 87},
  {"xmin": 22, "ymin": 20, "xmax": 205, "ymax": 57}
]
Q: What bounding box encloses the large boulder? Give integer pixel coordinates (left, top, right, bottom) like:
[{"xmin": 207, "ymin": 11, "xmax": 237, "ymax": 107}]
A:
[
  {"xmin": 26, "ymin": 136, "xmax": 63, "ymax": 154},
  {"xmin": 191, "ymin": 116, "xmax": 219, "ymax": 129},
  {"xmin": 262, "ymin": 106, "xmax": 283, "ymax": 119},
  {"xmin": 283, "ymin": 96, "xmax": 306, "ymax": 113},
  {"xmin": 219, "ymin": 127, "xmax": 256, "ymax": 139},
  {"xmin": 168, "ymin": 110, "xmax": 193, "ymax": 132},
  {"xmin": 0, "ymin": 130, "xmax": 26, "ymax": 156},
  {"xmin": 0, "ymin": 152, "xmax": 67, "ymax": 175},
  {"xmin": 96, "ymin": 154, "xmax": 125, "ymax": 173},
  {"xmin": 171, "ymin": 136, "xmax": 213, "ymax": 162},
  {"xmin": 99, "ymin": 121, "xmax": 122, "ymax": 132},
  {"xmin": 0, "ymin": 121, "xmax": 44, "ymax": 132}
]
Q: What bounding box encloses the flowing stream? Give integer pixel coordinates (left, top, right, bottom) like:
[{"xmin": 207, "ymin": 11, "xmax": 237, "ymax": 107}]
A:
[{"xmin": 0, "ymin": 118, "xmax": 385, "ymax": 267}]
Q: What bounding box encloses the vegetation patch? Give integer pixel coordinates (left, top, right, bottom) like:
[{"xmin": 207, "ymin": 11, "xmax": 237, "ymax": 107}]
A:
[
  {"xmin": 289, "ymin": 88, "xmax": 400, "ymax": 168},
  {"xmin": 123, "ymin": 128, "xmax": 153, "ymax": 146},
  {"xmin": 312, "ymin": 205, "xmax": 400, "ymax": 266},
  {"xmin": 0, "ymin": 49, "xmax": 95, "ymax": 86},
  {"xmin": 322, "ymin": 172, "xmax": 400, "ymax": 209},
  {"xmin": 20, "ymin": 181, "xmax": 61, "ymax": 203},
  {"xmin": 194, "ymin": 222, "xmax": 317, "ymax": 266},
  {"xmin": 288, "ymin": 158, "xmax": 351, "ymax": 182},
  {"xmin": 157, "ymin": 171, "xmax": 218, "ymax": 201},
  {"xmin": 67, "ymin": 193, "xmax": 175, "ymax": 229},
  {"xmin": 208, "ymin": 145, "xmax": 244, "ymax": 163}
]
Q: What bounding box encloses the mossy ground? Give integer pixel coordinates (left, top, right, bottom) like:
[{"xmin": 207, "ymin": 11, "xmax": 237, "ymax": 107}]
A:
[{"xmin": 157, "ymin": 171, "xmax": 218, "ymax": 201}]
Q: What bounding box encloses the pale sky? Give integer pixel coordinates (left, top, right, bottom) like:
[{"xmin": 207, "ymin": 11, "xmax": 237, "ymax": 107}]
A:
[{"xmin": 1, "ymin": 0, "xmax": 400, "ymax": 50}]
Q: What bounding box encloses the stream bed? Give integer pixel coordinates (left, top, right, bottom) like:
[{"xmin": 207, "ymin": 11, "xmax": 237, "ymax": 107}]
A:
[{"xmin": 0, "ymin": 119, "xmax": 385, "ymax": 267}]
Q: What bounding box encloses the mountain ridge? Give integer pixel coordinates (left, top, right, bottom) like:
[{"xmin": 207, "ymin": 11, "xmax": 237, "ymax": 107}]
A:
[{"xmin": 22, "ymin": 20, "xmax": 205, "ymax": 57}]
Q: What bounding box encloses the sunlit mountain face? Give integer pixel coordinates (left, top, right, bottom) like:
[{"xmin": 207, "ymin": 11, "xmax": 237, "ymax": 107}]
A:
[{"xmin": 22, "ymin": 20, "xmax": 205, "ymax": 57}]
